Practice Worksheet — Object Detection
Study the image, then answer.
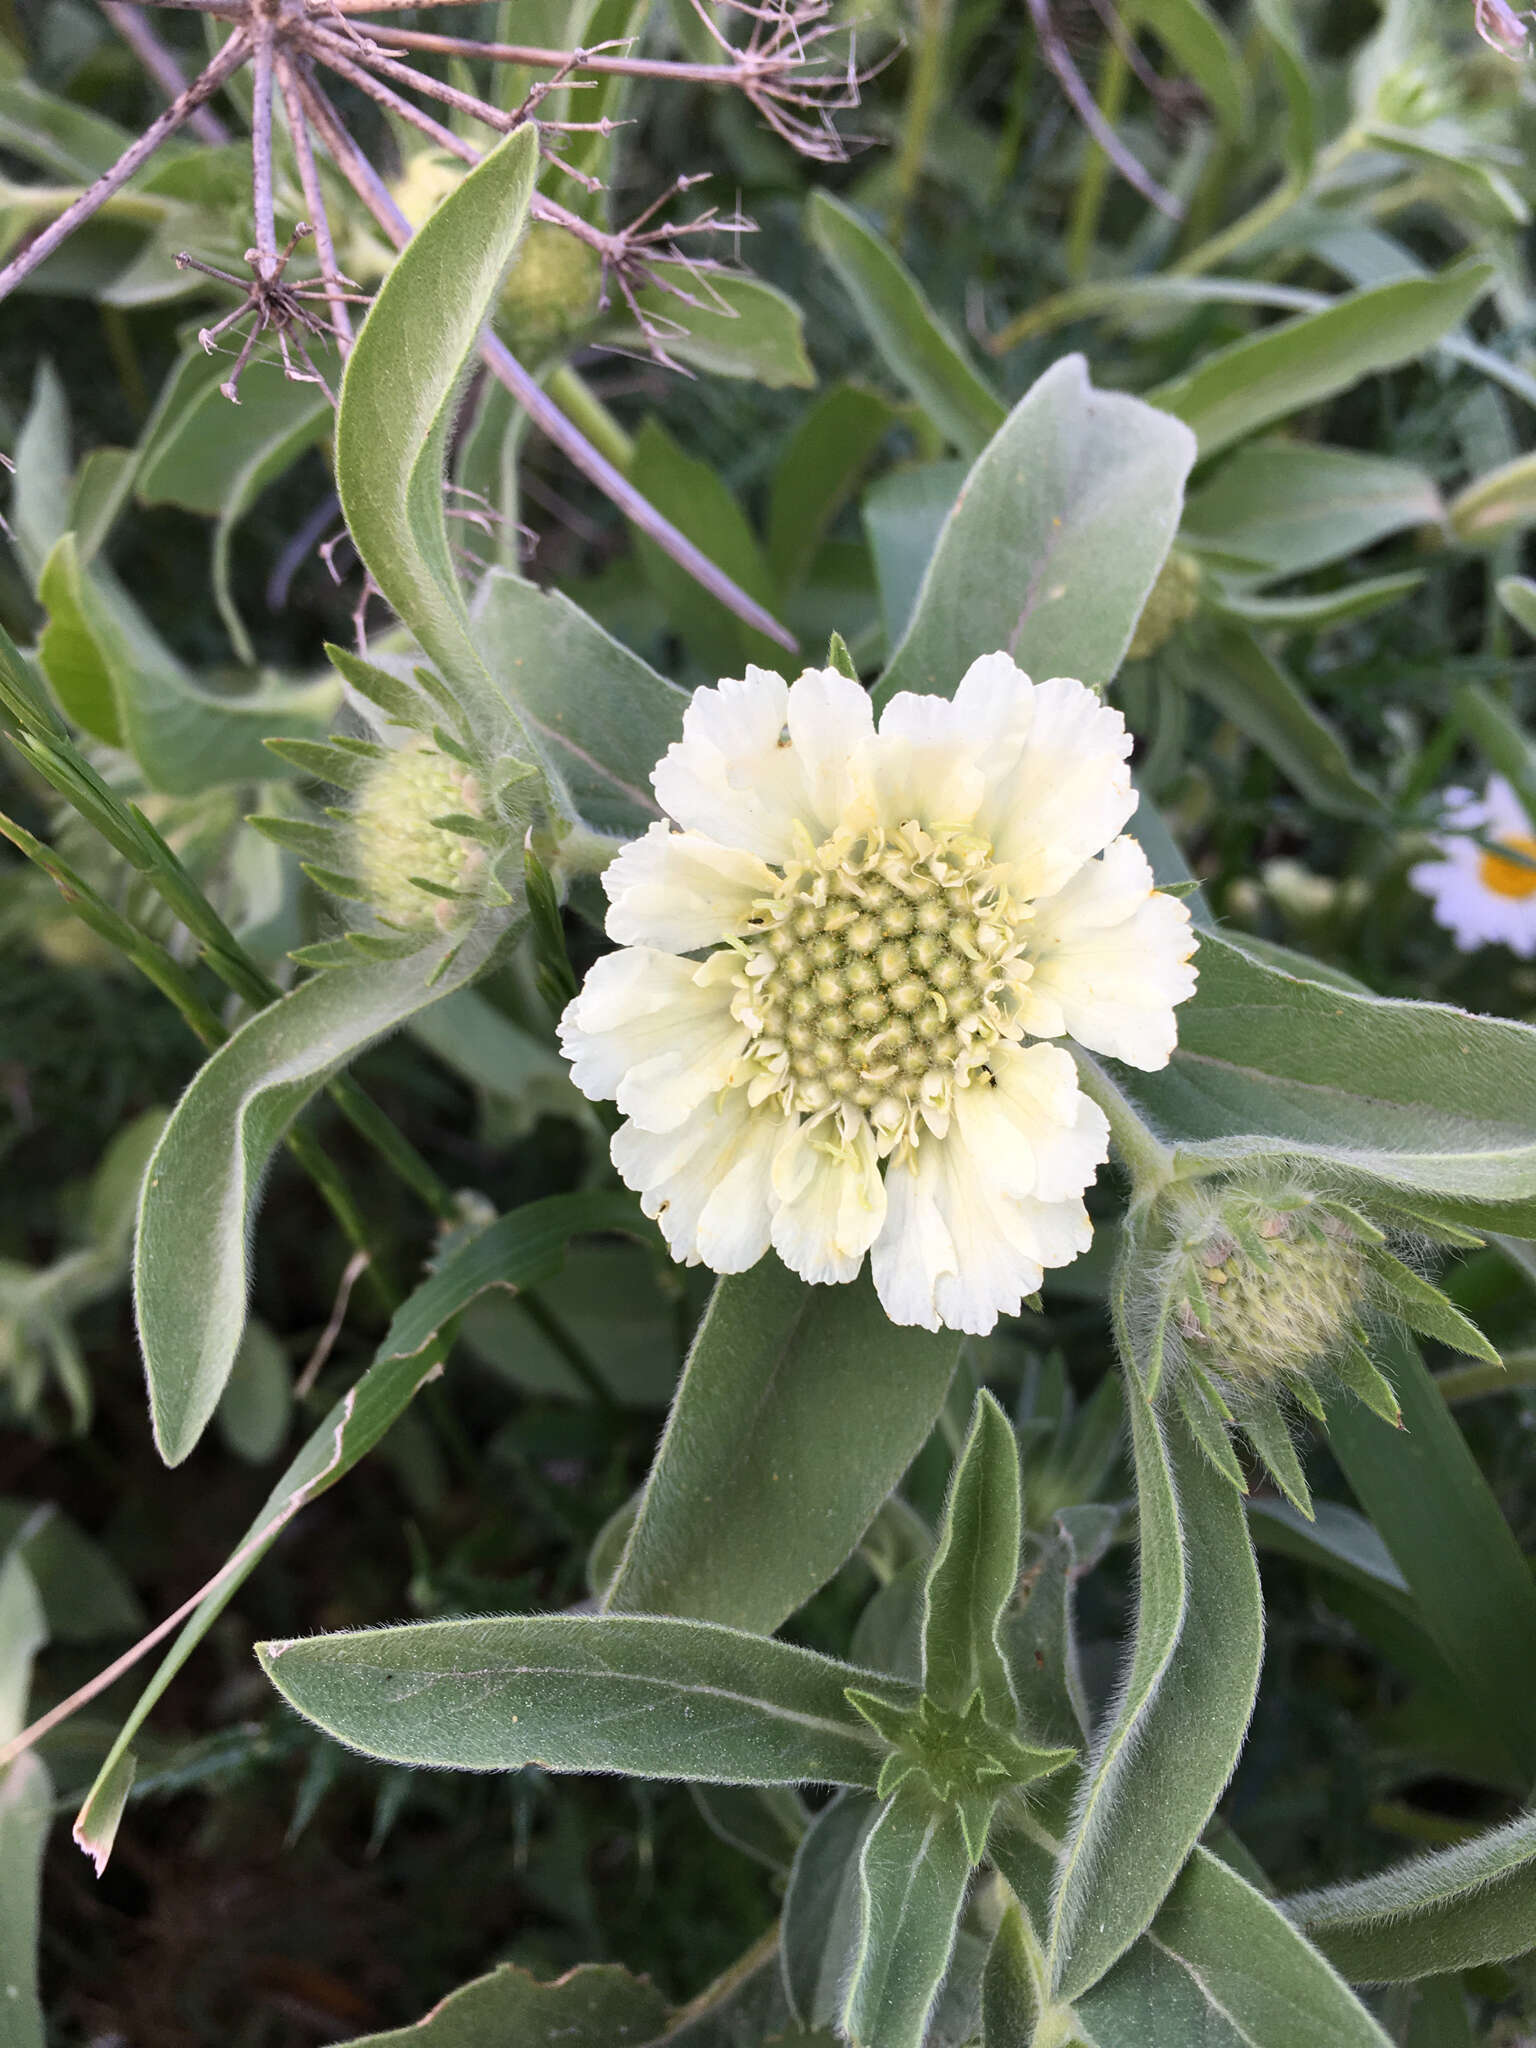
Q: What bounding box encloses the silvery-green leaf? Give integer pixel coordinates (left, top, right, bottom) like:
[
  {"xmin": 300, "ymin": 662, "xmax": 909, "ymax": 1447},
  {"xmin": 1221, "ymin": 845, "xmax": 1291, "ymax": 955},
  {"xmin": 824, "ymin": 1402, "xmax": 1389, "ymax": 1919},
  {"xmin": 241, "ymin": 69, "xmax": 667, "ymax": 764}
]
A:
[{"xmin": 259, "ymin": 1614, "xmax": 898, "ymax": 1785}]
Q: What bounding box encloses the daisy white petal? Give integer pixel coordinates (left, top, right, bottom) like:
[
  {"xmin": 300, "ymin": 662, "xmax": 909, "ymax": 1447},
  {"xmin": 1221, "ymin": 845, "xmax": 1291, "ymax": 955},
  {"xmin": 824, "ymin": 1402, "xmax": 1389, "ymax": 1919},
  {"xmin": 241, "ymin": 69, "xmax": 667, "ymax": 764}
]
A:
[
  {"xmin": 604, "ymin": 822, "xmax": 777, "ymax": 952},
  {"xmin": 1410, "ymin": 776, "xmax": 1536, "ymax": 958},
  {"xmin": 557, "ymin": 947, "xmax": 746, "ymax": 1133},
  {"xmin": 771, "ymin": 1112, "xmax": 887, "ymax": 1286},
  {"xmin": 612, "ymin": 1089, "xmax": 777, "ymax": 1272},
  {"xmin": 1018, "ymin": 836, "xmax": 1197, "ymax": 1069},
  {"xmin": 984, "ymin": 672, "xmax": 1137, "ymax": 898}
]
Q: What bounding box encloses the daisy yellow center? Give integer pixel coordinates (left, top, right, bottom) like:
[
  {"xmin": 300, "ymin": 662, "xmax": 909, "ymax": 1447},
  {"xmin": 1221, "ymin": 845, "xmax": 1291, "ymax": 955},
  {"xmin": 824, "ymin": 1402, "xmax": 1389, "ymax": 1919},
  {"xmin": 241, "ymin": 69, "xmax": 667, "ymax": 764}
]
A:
[
  {"xmin": 728, "ymin": 820, "xmax": 1030, "ymax": 1146},
  {"xmin": 1479, "ymin": 833, "xmax": 1536, "ymax": 901}
]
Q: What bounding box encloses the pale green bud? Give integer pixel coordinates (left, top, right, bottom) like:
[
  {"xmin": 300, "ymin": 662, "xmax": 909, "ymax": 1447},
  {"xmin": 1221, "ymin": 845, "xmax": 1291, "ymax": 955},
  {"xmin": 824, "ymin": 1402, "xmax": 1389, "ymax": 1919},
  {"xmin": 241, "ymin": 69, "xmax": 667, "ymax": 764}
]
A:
[
  {"xmin": 1169, "ymin": 1179, "xmax": 1366, "ymax": 1388},
  {"xmin": 1126, "ymin": 548, "xmax": 1202, "ymax": 661},
  {"xmin": 351, "ymin": 738, "xmax": 488, "ymax": 933},
  {"xmin": 499, "ymin": 222, "xmax": 603, "ymax": 350}
]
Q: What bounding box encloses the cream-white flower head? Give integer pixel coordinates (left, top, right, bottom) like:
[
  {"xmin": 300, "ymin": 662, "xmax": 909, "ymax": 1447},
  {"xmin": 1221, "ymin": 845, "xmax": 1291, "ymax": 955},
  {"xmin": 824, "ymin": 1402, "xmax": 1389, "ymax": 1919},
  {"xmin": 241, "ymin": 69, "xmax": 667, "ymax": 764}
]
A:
[
  {"xmin": 1409, "ymin": 776, "xmax": 1536, "ymax": 958},
  {"xmin": 559, "ymin": 654, "xmax": 1198, "ymax": 1335}
]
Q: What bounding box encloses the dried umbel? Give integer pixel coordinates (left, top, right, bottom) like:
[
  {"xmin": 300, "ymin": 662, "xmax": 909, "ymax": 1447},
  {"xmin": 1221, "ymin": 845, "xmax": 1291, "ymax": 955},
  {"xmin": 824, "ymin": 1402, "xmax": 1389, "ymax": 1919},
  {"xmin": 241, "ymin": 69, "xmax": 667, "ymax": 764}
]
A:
[{"xmin": 1128, "ymin": 1171, "xmax": 1500, "ymax": 1516}]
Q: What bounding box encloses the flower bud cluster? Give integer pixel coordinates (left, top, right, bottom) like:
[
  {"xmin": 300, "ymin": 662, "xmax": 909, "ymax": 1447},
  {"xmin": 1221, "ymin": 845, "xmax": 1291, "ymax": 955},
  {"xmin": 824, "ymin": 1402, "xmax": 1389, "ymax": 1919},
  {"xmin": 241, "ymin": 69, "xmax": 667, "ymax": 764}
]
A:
[
  {"xmin": 1125, "ymin": 1168, "xmax": 1499, "ymax": 1517},
  {"xmin": 1168, "ymin": 1178, "xmax": 1366, "ymax": 1388},
  {"xmin": 351, "ymin": 737, "xmax": 488, "ymax": 934}
]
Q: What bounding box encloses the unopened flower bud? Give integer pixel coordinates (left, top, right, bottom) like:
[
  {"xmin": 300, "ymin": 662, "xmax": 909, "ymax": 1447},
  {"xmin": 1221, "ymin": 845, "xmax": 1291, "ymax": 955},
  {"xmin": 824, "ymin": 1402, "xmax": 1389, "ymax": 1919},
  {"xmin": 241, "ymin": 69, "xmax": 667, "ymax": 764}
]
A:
[
  {"xmin": 1169, "ymin": 1179, "xmax": 1366, "ymax": 1388},
  {"xmin": 499, "ymin": 223, "xmax": 602, "ymax": 350},
  {"xmin": 351, "ymin": 738, "xmax": 488, "ymax": 933},
  {"xmin": 1127, "ymin": 549, "xmax": 1202, "ymax": 661}
]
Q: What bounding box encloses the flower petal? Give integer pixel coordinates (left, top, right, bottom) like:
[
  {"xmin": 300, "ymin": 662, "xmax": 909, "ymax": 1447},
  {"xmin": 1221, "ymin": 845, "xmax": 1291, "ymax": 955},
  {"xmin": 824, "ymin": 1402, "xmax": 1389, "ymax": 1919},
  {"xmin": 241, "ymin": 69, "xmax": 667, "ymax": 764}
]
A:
[
  {"xmin": 651, "ymin": 665, "xmax": 875, "ymax": 861},
  {"xmin": 604, "ymin": 823, "xmax": 776, "ymax": 951},
  {"xmin": 786, "ymin": 666, "xmax": 878, "ymax": 832},
  {"xmin": 872, "ymin": 1122, "xmax": 1090, "ymax": 1337},
  {"xmin": 1017, "ymin": 836, "xmax": 1197, "ymax": 1069},
  {"xmin": 558, "ymin": 947, "xmax": 747, "ymax": 1132},
  {"xmin": 966, "ymin": 1043, "xmax": 1111, "ymax": 1203},
  {"xmin": 611, "ymin": 1089, "xmax": 776, "ymax": 1272},
  {"xmin": 770, "ymin": 1111, "xmax": 887, "ymax": 1286},
  {"xmin": 983, "ymin": 674, "xmax": 1136, "ymax": 899}
]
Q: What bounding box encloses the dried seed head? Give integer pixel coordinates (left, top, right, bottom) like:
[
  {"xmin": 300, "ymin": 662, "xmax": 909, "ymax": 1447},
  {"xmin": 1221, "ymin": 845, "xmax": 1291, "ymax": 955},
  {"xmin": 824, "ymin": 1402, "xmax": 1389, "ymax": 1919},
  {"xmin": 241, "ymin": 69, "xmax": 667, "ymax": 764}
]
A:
[{"xmin": 351, "ymin": 738, "xmax": 487, "ymax": 933}]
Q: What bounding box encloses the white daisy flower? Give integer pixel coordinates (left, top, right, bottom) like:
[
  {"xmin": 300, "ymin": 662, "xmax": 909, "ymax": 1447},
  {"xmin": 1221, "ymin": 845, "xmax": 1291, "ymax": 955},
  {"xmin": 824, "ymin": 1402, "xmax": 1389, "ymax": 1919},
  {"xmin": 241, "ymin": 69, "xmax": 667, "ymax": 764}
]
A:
[
  {"xmin": 559, "ymin": 654, "xmax": 1198, "ymax": 1335},
  {"xmin": 1409, "ymin": 775, "xmax": 1536, "ymax": 959}
]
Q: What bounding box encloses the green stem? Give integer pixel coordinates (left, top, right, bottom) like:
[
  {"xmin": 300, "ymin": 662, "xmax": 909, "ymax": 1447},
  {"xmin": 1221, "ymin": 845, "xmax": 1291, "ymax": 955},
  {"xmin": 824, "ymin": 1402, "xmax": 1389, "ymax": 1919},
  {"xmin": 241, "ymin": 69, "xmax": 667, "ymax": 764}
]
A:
[
  {"xmin": 1437, "ymin": 1351, "xmax": 1536, "ymax": 1404},
  {"xmin": 888, "ymin": 0, "xmax": 951, "ymax": 240},
  {"xmin": 518, "ymin": 1289, "xmax": 617, "ymax": 1411},
  {"xmin": 544, "ymin": 363, "xmax": 634, "ymax": 473},
  {"xmin": 0, "ymin": 806, "xmax": 400, "ymax": 1310},
  {"xmin": 1170, "ymin": 129, "xmax": 1359, "ymax": 278},
  {"xmin": 6, "ymin": 724, "xmax": 457, "ymax": 1220},
  {"xmin": 1065, "ymin": 33, "xmax": 1130, "ymax": 283},
  {"xmin": 1070, "ymin": 1048, "xmax": 1175, "ymax": 1198}
]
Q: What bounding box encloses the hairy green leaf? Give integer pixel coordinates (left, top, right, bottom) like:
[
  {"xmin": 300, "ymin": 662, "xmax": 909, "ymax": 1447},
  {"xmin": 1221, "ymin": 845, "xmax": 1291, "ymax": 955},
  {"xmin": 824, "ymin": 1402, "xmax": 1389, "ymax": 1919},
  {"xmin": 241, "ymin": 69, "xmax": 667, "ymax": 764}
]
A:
[
  {"xmin": 335, "ymin": 124, "xmax": 537, "ymax": 716},
  {"xmin": 840, "ymin": 1780, "xmax": 972, "ymax": 2048},
  {"xmin": 1073, "ymin": 1847, "xmax": 1390, "ymax": 2045},
  {"xmin": 339, "ymin": 1963, "xmax": 669, "ymax": 2047},
  {"xmin": 1151, "ymin": 262, "xmax": 1495, "ymax": 460},
  {"xmin": 877, "ymin": 355, "xmax": 1197, "ymax": 705},
  {"xmin": 602, "ymin": 1259, "xmax": 957, "ymax": 1633},
  {"xmin": 1047, "ymin": 1386, "xmax": 1263, "ymax": 2002},
  {"xmin": 1290, "ymin": 1808, "xmax": 1536, "ymax": 1981},
  {"xmin": 806, "ymin": 191, "xmax": 1006, "ymax": 457},
  {"xmin": 922, "ymin": 1389, "xmax": 1021, "ymax": 1720},
  {"xmin": 1121, "ymin": 931, "xmax": 1536, "ymax": 1233},
  {"xmin": 135, "ymin": 932, "xmax": 499, "ymax": 1465},
  {"xmin": 260, "ymin": 1614, "xmax": 898, "ymax": 1784}
]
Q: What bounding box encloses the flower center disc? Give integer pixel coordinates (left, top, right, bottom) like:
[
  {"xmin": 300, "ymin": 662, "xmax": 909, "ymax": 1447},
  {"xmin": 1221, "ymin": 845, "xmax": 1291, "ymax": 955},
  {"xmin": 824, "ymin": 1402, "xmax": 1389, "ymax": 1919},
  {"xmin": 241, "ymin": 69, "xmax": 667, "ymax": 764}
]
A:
[
  {"xmin": 1479, "ymin": 832, "xmax": 1536, "ymax": 901},
  {"xmin": 730, "ymin": 821, "xmax": 1029, "ymax": 1147}
]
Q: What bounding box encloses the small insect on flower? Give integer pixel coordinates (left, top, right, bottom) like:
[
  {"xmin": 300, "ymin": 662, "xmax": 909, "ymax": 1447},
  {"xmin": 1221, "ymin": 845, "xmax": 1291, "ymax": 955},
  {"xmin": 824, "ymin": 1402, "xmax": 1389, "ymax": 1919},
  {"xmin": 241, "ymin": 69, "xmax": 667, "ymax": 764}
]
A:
[
  {"xmin": 1409, "ymin": 776, "xmax": 1536, "ymax": 958},
  {"xmin": 559, "ymin": 655, "xmax": 1198, "ymax": 1334}
]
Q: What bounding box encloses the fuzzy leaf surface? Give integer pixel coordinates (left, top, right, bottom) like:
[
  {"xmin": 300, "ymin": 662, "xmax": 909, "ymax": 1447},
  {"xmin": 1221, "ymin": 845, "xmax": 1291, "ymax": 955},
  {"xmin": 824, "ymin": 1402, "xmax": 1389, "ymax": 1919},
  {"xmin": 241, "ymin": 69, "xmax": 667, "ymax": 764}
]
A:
[
  {"xmin": 338, "ymin": 1962, "xmax": 669, "ymax": 2046},
  {"xmin": 840, "ymin": 1780, "xmax": 972, "ymax": 2048},
  {"xmin": 335, "ymin": 124, "xmax": 537, "ymax": 707},
  {"xmin": 921, "ymin": 1389, "xmax": 1021, "ymax": 1719},
  {"xmin": 877, "ymin": 355, "xmax": 1196, "ymax": 705},
  {"xmin": 1047, "ymin": 1383, "xmax": 1263, "ymax": 2002},
  {"xmin": 1120, "ymin": 931, "xmax": 1536, "ymax": 1232},
  {"xmin": 603, "ymin": 1259, "xmax": 957, "ymax": 1634},
  {"xmin": 259, "ymin": 1615, "xmax": 899, "ymax": 1785},
  {"xmin": 134, "ymin": 931, "xmax": 499, "ymax": 1465},
  {"xmin": 1072, "ymin": 1847, "xmax": 1390, "ymax": 2045},
  {"xmin": 1289, "ymin": 1808, "xmax": 1536, "ymax": 1981},
  {"xmin": 806, "ymin": 191, "xmax": 1005, "ymax": 457},
  {"xmin": 474, "ymin": 570, "xmax": 685, "ymax": 836},
  {"xmin": 1150, "ymin": 261, "xmax": 1495, "ymax": 458}
]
